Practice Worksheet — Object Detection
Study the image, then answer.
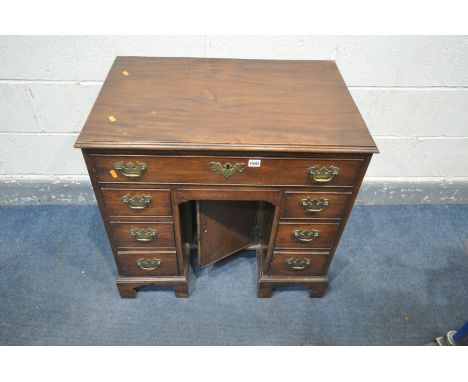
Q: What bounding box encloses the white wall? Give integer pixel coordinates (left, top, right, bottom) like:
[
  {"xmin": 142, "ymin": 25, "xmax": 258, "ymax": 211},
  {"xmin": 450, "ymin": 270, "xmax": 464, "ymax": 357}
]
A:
[{"xmin": 1, "ymin": 35, "xmax": 467, "ymax": 181}]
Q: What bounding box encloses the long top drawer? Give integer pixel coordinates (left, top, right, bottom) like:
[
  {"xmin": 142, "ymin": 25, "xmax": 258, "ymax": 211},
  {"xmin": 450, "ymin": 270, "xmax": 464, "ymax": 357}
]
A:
[{"xmin": 92, "ymin": 155, "xmax": 364, "ymax": 187}]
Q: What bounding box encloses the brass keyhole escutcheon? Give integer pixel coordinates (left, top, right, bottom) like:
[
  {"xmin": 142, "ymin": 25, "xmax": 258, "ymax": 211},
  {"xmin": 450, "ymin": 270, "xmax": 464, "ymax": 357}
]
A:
[{"xmin": 210, "ymin": 162, "xmax": 246, "ymax": 178}]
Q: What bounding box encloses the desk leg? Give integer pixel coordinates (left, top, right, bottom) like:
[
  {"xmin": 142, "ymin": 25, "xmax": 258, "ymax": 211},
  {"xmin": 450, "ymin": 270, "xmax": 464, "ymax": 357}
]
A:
[
  {"xmin": 116, "ymin": 276, "xmax": 189, "ymax": 299},
  {"xmin": 117, "ymin": 283, "xmax": 137, "ymax": 299},
  {"xmin": 174, "ymin": 243, "xmax": 190, "ymax": 298},
  {"xmin": 309, "ymin": 282, "xmax": 328, "ymax": 298},
  {"xmin": 175, "ymin": 284, "xmax": 189, "ymax": 298},
  {"xmin": 257, "ymin": 277, "xmax": 328, "ymax": 298},
  {"xmin": 257, "ymin": 283, "xmax": 273, "ymax": 298}
]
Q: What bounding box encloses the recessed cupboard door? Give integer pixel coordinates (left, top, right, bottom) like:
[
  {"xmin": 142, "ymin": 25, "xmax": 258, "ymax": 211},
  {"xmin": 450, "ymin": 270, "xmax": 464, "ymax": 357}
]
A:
[{"xmin": 197, "ymin": 200, "xmax": 259, "ymax": 267}]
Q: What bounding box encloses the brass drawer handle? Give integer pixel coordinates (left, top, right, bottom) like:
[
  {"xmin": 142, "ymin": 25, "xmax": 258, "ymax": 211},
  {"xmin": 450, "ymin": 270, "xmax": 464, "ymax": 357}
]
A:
[
  {"xmin": 130, "ymin": 227, "xmax": 158, "ymax": 242},
  {"xmin": 300, "ymin": 197, "xmax": 329, "ymax": 213},
  {"xmin": 286, "ymin": 257, "xmax": 311, "ymax": 270},
  {"xmin": 307, "ymin": 165, "xmax": 339, "ymax": 183},
  {"xmin": 121, "ymin": 194, "xmax": 152, "ymax": 210},
  {"xmin": 114, "ymin": 161, "xmax": 148, "ymax": 178},
  {"xmin": 293, "ymin": 229, "xmax": 320, "ymax": 242},
  {"xmin": 211, "ymin": 162, "xmax": 246, "ymax": 178},
  {"xmin": 137, "ymin": 258, "xmax": 161, "ymax": 270}
]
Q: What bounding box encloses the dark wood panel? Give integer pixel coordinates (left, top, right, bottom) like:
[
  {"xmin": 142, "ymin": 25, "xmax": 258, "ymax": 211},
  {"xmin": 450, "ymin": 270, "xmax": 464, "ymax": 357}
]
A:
[
  {"xmin": 101, "ymin": 188, "xmax": 171, "ymax": 217},
  {"xmin": 117, "ymin": 250, "xmax": 178, "ymax": 277},
  {"xmin": 110, "ymin": 221, "xmax": 175, "ymax": 249},
  {"xmin": 269, "ymin": 251, "xmax": 329, "ymax": 276},
  {"xmin": 74, "ymin": 57, "xmax": 377, "ymax": 153},
  {"xmin": 320, "ymin": 154, "xmax": 373, "ymax": 276},
  {"xmin": 175, "ymin": 187, "xmax": 280, "ymax": 205},
  {"xmin": 275, "ymin": 222, "xmax": 340, "ymax": 249},
  {"xmin": 282, "ymin": 191, "xmax": 353, "ymax": 219},
  {"xmin": 92, "ymin": 155, "xmax": 363, "ymax": 187},
  {"xmin": 197, "ymin": 200, "xmax": 258, "ymax": 267}
]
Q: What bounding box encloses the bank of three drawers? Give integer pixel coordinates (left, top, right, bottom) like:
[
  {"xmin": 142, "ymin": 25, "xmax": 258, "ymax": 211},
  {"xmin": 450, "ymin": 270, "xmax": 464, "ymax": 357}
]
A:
[{"xmin": 88, "ymin": 153, "xmax": 365, "ymax": 281}]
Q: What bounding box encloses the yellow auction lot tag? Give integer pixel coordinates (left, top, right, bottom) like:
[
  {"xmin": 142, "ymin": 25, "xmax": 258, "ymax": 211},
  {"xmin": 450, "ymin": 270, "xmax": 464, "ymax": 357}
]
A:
[{"xmin": 109, "ymin": 169, "xmax": 118, "ymax": 178}]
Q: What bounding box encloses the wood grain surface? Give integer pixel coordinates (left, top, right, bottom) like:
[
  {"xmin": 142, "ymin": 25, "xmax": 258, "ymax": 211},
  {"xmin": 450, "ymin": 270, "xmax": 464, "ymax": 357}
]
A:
[
  {"xmin": 92, "ymin": 154, "xmax": 363, "ymax": 186},
  {"xmin": 101, "ymin": 188, "xmax": 172, "ymax": 217},
  {"xmin": 269, "ymin": 251, "xmax": 329, "ymax": 276},
  {"xmin": 275, "ymin": 222, "xmax": 340, "ymax": 249},
  {"xmin": 117, "ymin": 250, "xmax": 178, "ymax": 277},
  {"xmin": 109, "ymin": 221, "xmax": 176, "ymax": 249},
  {"xmin": 75, "ymin": 57, "xmax": 378, "ymax": 153},
  {"xmin": 281, "ymin": 191, "xmax": 353, "ymax": 219}
]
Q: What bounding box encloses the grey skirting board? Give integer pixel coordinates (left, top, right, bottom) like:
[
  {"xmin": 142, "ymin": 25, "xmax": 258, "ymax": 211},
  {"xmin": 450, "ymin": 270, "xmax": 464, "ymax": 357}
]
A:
[{"xmin": 1, "ymin": 179, "xmax": 468, "ymax": 205}]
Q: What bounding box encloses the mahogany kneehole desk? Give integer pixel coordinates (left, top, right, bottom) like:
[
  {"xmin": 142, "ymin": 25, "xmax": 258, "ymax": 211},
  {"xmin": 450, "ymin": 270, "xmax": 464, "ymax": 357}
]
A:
[{"xmin": 75, "ymin": 57, "xmax": 378, "ymax": 298}]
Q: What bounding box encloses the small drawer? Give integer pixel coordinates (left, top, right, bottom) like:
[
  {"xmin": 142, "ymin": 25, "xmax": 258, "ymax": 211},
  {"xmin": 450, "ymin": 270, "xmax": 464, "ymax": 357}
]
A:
[
  {"xmin": 117, "ymin": 250, "xmax": 178, "ymax": 276},
  {"xmin": 282, "ymin": 191, "xmax": 352, "ymax": 219},
  {"xmin": 92, "ymin": 155, "xmax": 363, "ymax": 187},
  {"xmin": 269, "ymin": 251, "xmax": 328, "ymax": 276},
  {"xmin": 110, "ymin": 221, "xmax": 175, "ymax": 249},
  {"xmin": 101, "ymin": 188, "xmax": 171, "ymax": 217},
  {"xmin": 275, "ymin": 222, "xmax": 340, "ymax": 249}
]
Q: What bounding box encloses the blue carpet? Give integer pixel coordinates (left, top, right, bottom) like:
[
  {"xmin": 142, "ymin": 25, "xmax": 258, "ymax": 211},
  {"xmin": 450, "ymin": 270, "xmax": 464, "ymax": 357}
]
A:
[{"xmin": 0, "ymin": 204, "xmax": 467, "ymax": 345}]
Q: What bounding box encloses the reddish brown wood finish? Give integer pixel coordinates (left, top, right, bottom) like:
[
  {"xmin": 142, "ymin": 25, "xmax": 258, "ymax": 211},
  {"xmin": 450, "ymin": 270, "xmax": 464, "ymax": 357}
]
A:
[
  {"xmin": 75, "ymin": 57, "xmax": 377, "ymax": 298},
  {"xmin": 109, "ymin": 221, "xmax": 176, "ymax": 249},
  {"xmin": 282, "ymin": 191, "xmax": 353, "ymax": 219},
  {"xmin": 101, "ymin": 188, "xmax": 171, "ymax": 217},
  {"xmin": 269, "ymin": 251, "xmax": 328, "ymax": 276},
  {"xmin": 75, "ymin": 57, "xmax": 377, "ymax": 154},
  {"xmin": 91, "ymin": 155, "xmax": 364, "ymax": 187},
  {"xmin": 275, "ymin": 222, "xmax": 341, "ymax": 249},
  {"xmin": 197, "ymin": 201, "xmax": 258, "ymax": 267},
  {"xmin": 175, "ymin": 188, "xmax": 280, "ymax": 205},
  {"xmin": 116, "ymin": 243, "xmax": 191, "ymax": 298},
  {"xmin": 117, "ymin": 250, "xmax": 178, "ymax": 277}
]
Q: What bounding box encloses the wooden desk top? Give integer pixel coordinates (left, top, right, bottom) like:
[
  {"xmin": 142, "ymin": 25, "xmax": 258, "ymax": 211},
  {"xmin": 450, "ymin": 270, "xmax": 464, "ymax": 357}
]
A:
[{"xmin": 75, "ymin": 57, "xmax": 377, "ymax": 154}]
